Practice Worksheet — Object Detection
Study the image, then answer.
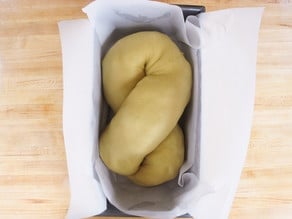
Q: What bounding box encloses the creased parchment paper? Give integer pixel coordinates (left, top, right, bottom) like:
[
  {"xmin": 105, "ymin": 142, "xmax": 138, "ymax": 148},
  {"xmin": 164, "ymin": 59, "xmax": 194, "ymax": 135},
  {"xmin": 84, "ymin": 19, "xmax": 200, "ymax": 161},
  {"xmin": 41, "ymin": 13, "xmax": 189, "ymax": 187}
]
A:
[{"xmin": 58, "ymin": 1, "xmax": 263, "ymax": 218}]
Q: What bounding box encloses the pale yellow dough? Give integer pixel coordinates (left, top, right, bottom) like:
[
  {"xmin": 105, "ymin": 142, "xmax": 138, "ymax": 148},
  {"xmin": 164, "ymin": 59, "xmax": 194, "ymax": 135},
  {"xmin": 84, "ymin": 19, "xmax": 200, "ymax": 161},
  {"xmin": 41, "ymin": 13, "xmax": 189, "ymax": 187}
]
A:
[{"xmin": 100, "ymin": 31, "xmax": 192, "ymax": 186}]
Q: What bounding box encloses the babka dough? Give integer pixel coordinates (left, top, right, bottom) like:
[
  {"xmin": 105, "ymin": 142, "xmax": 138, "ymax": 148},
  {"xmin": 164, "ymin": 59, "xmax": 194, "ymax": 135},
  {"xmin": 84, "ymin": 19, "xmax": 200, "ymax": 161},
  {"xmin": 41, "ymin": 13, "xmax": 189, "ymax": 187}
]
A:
[{"xmin": 100, "ymin": 31, "xmax": 192, "ymax": 186}]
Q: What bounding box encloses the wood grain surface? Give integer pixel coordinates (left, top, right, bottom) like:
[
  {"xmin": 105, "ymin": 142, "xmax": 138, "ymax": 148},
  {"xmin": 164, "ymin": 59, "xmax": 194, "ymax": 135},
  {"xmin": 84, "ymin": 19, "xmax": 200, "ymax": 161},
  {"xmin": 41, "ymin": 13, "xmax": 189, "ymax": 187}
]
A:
[{"xmin": 0, "ymin": 0, "xmax": 291, "ymax": 219}]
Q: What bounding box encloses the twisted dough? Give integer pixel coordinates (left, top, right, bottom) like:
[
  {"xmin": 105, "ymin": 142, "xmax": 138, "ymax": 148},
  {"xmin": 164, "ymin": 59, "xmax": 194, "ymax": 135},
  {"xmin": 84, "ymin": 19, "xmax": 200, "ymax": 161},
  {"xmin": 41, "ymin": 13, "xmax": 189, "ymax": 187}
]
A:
[{"xmin": 100, "ymin": 31, "xmax": 192, "ymax": 186}]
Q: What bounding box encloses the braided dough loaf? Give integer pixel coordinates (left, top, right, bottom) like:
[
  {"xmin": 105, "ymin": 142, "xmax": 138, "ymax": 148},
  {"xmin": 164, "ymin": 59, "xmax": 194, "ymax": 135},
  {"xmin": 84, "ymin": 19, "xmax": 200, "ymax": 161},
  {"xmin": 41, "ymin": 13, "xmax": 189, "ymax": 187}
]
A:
[{"xmin": 100, "ymin": 31, "xmax": 192, "ymax": 186}]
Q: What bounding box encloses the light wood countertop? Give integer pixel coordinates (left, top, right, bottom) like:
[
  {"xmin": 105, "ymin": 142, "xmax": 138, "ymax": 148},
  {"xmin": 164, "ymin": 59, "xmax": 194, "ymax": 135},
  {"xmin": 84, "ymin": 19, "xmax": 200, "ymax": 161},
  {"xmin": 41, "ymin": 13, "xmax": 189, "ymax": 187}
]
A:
[{"xmin": 0, "ymin": 0, "xmax": 291, "ymax": 218}]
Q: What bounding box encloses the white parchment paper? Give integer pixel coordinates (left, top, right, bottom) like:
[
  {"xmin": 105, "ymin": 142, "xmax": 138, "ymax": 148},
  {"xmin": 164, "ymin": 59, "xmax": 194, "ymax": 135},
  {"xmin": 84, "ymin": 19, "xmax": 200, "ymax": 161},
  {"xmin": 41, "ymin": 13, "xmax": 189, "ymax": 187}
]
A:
[{"xmin": 58, "ymin": 1, "xmax": 263, "ymax": 218}]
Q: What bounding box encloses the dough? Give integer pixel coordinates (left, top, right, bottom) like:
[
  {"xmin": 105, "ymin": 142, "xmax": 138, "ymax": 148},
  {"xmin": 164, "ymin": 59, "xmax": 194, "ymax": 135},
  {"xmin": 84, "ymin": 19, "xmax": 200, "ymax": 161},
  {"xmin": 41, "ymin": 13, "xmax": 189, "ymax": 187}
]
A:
[{"xmin": 100, "ymin": 31, "xmax": 192, "ymax": 186}]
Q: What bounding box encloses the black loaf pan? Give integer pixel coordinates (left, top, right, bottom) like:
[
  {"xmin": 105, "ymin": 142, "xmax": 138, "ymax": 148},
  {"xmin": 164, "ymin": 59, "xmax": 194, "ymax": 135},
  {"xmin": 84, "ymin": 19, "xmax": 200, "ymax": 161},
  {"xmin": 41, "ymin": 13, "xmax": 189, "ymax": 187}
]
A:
[{"xmin": 99, "ymin": 4, "xmax": 205, "ymax": 218}]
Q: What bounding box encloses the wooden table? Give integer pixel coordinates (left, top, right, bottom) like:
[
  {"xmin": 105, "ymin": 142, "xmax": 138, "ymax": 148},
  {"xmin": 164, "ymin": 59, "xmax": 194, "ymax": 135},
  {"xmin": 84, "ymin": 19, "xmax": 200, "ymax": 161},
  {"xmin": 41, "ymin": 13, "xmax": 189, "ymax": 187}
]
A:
[{"xmin": 0, "ymin": 1, "xmax": 291, "ymax": 218}]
